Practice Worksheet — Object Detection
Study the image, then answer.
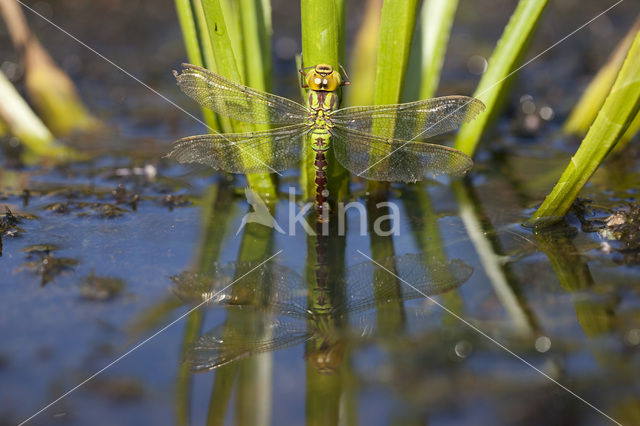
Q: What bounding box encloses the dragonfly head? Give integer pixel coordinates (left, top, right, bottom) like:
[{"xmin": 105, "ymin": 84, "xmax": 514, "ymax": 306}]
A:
[
  {"xmin": 306, "ymin": 64, "xmax": 342, "ymax": 92},
  {"xmin": 305, "ymin": 340, "xmax": 345, "ymax": 375}
]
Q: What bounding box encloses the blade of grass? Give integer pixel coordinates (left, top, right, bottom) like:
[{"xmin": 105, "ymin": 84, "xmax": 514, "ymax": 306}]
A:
[
  {"xmin": 300, "ymin": 0, "xmax": 349, "ymax": 206},
  {"xmin": 0, "ymin": 0, "xmax": 99, "ymax": 136},
  {"xmin": 335, "ymin": 0, "xmax": 346, "ymax": 65},
  {"xmin": 372, "ymin": 0, "xmax": 420, "ymax": 107},
  {"xmin": 239, "ymin": 0, "xmax": 272, "ymax": 94},
  {"xmin": 174, "ymin": 0, "xmax": 219, "ymax": 130},
  {"xmin": 368, "ymin": 0, "xmax": 420, "ymax": 198},
  {"xmin": 200, "ymin": 0, "xmax": 276, "ymax": 198},
  {"xmin": 0, "ymin": 71, "xmax": 66, "ymax": 157},
  {"xmin": 346, "ymin": 0, "xmax": 381, "ymax": 107},
  {"xmin": 419, "ymin": 0, "xmax": 459, "ymax": 99},
  {"xmin": 564, "ymin": 17, "xmax": 640, "ymax": 137},
  {"xmin": 530, "ymin": 29, "xmax": 640, "ymax": 226},
  {"xmin": 454, "ymin": 0, "xmax": 548, "ymax": 157}
]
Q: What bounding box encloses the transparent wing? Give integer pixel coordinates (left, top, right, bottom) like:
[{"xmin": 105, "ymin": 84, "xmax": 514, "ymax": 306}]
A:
[
  {"xmin": 171, "ymin": 261, "xmax": 310, "ymax": 319},
  {"xmin": 187, "ymin": 317, "xmax": 309, "ymax": 371},
  {"xmin": 175, "ymin": 63, "xmax": 309, "ymax": 125},
  {"xmin": 341, "ymin": 254, "xmax": 473, "ymax": 315},
  {"xmin": 331, "ymin": 126, "xmax": 473, "ymax": 182},
  {"xmin": 166, "ymin": 124, "xmax": 307, "ymax": 174},
  {"xmin": 331, "ymin": 96, "xmax": 485, "ymax": 141}
]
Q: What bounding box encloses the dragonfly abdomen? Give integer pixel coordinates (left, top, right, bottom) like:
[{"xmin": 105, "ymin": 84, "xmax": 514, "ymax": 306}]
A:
[{"xmin": 310, "ymin": 129, "xmax": 331, "ymax": 216}]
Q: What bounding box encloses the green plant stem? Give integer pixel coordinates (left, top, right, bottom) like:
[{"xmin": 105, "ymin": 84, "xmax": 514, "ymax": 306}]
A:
[
  {"xmin": 300, "ymin": 0, "xmax": 349, "ymax": 206},
  {"xmin": 200, "ymin": 0, "xmax": 276, "ymax": 198},
  {"xmin": 530, "ymin": 29, "xmax": 640, "ymax": 226},
  {"xmin": 174, "ymin": 0, "xmax": 219, "ymax": 130},
  {"xmin": 454, "ymin": 0, "xmax": 548, "ymax": 157},
  {"xmin": 346, "ymin": 0, "xmax": 381, "ymax": 107},
  {"xmin": 0, "ymin": 71, "xmax": 66, "ymax": 157},
  {"xmin": 239, "ymin": 0, "xmax": 271, "ymax": 93},
  {"xmin": 368, "ymin": 0, "xmax": 420, "ymax": 198},
  {"xmin": 564, "ymin": 17, "xmax": 640, "ymax": 137},
  {"xmin": 419, "ymin": 0, "xmax": 459, "ymax": 99}
]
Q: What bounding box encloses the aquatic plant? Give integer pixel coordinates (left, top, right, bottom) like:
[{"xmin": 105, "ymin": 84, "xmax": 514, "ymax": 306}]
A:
[
  {"xmin": 174, "ymin": 0, "xmax": 276, "ymax": 198},
  {"xmin": 0, "ymin": 71, "xmax": 64, "ymax": 157},
  {"xmin": 0, "ymin": 0, "xmax": 99, "ymax": 137},
  {"xmin": 564, "ymin": 17, "xmax": 640, "ymax": 149},
  {"xmin": 530, "ymin": 28, "xmax": 640, "ymax": 226},
  {"xmin": 454, "ymin": 0, "xmax": 549, "ymax": 156}
]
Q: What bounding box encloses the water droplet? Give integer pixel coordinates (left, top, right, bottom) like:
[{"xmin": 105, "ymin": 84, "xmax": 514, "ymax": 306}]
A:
[
  {"xmin": 454, "ymin": 340, "xmax": 472, "ymax": 358},
  {"xmin": 535, "ymin": 336, "xmax": 551, "ymax": 353},
  {"xmin": 625, "ymin": 329, "xmax": 640, "ymax": 346},
  {"xmin": 467, "ymin": 55, "xmax": 488, "ymax": 75},
  {"xmin": 539, "ymin": 106, "xmax": 555, "ymax": 121}
]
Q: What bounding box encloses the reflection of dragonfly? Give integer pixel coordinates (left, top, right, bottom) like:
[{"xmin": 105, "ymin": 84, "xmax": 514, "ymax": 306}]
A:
[
  {"xmin": 168, "ymin": 64, "xmax": 485, "ymax": 212},
  {"xmin": 171, "ymin": 254, "xmax": 473, "ymax": 373}
]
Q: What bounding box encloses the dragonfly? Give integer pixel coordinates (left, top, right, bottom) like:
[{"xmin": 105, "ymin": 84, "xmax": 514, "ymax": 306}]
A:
[
  {"xmin": 171, "ymin": 253, "xmax": 473, "ymax": 374},
  {"xmin": 167, "ymin": 63, "xmax": 485, "ymax": 212}
]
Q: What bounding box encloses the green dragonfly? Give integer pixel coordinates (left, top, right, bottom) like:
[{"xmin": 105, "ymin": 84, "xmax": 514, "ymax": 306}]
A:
[
  {"xmin": 171, "ymin": 254, "xmax": 473, "ymax": 373},
  {"xmin": 168, "ymin": 63, "xmax": 485, "ymax": 209}
]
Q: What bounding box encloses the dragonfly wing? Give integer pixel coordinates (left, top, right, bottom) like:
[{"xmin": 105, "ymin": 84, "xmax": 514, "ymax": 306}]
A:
[
  {"xmin": 187, "ymin": 317, "xmax": 309, "ymax": 371},
  {"xmin": 175, "ymin": 63, "xmax": 309, "ymax": 125},
  {"xmin": 172, "ymin": 261, "xmax": 310, "ymax": 319},
  {"xmin": 331, "ymin": 96, "xmax": 485, "ymax": 141},
  {"xmin": 331, "ymin": 126, "xmax": 473, "ymax": 181},
  {"xmin": 342, "ymin": 254, "xmax": 473, "ymax": 315},
  {"xmin": 167, "ymin": 124, "xmax": 307, "ymax": 174}
]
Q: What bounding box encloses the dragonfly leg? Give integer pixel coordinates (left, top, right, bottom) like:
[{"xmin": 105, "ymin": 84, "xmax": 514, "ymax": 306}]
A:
[
  {"xmin": 299, "ymin": 68, "xmax": 309, "ymax": 89},
  {"xmin": 338, "ymin": 64, "xmax": 351, "ymax": 86}
]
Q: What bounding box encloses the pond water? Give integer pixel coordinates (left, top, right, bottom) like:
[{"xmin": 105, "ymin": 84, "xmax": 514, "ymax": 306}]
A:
[{"xmin": 1, "ymin": 1, "xmax": 639, "ymax": 425}]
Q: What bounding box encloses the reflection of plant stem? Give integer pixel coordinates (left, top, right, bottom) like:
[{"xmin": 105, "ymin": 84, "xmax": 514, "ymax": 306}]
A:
[
  {"xmin": 404, "ymin": 185, "xmax": 465, "ymax": 323},
  {"xmin": 305, "ymin": 216, "xmax": 348, "ymax": 424},
  {"xmin": 207, "ymin": 207, "xmax": 276, "ymax": 424},
  {"xmin": 533, "ymin": 223, "xmax": 620, "ymax": 338},
  {"xmin": 207, "ymin": 363, "xmax": 239, "ymax": 426},
  {"xmin": 368, "ymin": 196, "xmax": 406, "ymax": 334},
  {"xmin": 176, "ymin": 182, "xmax": 234, "ymax": 426},
  {"xmin": 453, "ymin": 180, "xmax": 536, "ymax": 335},
  {"xmin": 176, "ymin": 311, "xmax": 202, "ymax": 426}
]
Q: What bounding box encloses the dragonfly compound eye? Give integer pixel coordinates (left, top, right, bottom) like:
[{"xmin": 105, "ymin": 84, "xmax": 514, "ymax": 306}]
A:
[{"xmin": 315, "ymin": 64, "xmax": 333, "ymax": 74}]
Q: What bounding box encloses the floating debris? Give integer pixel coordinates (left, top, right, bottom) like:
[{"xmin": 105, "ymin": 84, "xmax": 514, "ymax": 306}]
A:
[
  {"xmin": 78, "ymin": 270, "xmax": 125, "ymax": 301},
  {"xmin": 161, "ymin": 194, "xmax": 190, "ymax": 210},
  {"xmin": 599, "ymin": 204, "xmax": 640, "ymax": 264},
  {"xmin": 572, "ymin": 200, "xmax": 640, "ymax": 264},
  {"xmin": 18, "ymin": 244, "xmax": 78, "ymax": 286},
  {"xmin": 87, "ymin": 377, "xmax": 145, "ymax": 402},
  {"xmin": 1, "ymin": 209, "xmax": 29, "ymax": 257},
  {"xmin": 111, "ymin": 184, "xmax": 140, "ymax": 210},
  {"xmin": 43, "ymin": 201, "xmax": 129, "ymax": 218}
]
